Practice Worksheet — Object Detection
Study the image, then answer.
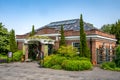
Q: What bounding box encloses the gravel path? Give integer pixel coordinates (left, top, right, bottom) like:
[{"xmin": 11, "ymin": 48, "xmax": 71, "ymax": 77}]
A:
[{"xmin": 0, "ymin": 62, "xmax": 120, "ymax": 80}]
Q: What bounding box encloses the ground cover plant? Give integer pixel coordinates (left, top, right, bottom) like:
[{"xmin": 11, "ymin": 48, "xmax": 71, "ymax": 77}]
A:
[
  {"xmin": 101, "ymin": 45, "xmax": 120, "ymax": 71},
  {"xmin": 101, "ymin": 62, "xmax": 120, "ymax": 71},
  {"xmin": 0, "ymin": 50, "xmax": 23, "ymax": 63}
]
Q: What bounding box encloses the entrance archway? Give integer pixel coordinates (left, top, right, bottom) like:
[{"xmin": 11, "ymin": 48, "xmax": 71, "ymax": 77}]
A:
[
  {"xmin": 23, "ymin": 35, "xmax": 55, "ymax": 61},
  {"xmin": 28, "ymin": 40, "xmax": 41, "ymax": 60}
]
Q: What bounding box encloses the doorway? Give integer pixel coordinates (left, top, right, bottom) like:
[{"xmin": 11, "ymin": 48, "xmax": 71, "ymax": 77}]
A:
[
  {"xmin": 48, "ymin": 44, "xmax": 53, "ymax": 55},
  {"xmin": 28, "ymin": 41, "xmax": 41, "ymax": 60}
]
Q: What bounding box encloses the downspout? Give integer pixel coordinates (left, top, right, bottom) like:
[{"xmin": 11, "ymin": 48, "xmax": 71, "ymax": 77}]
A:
[{"xmin": 90, "ymin": 37, "xmax": 92, "ymax": 62}]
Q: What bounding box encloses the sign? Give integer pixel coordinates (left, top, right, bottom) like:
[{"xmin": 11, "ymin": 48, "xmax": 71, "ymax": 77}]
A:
[{"xmin": 8, "ymin": 52, "xmax": 12, "ymax": 58}]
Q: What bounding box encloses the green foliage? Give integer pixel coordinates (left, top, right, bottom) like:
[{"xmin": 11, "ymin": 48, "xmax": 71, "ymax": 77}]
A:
[
  {"xmin": 115, "ymin": 45, "xmax": 120, "ymax": 67},
  {"xmin": 57, "ymin": 46, "xmax": 77, "ymax": 57},
  {"xmin": 110, "ymin": 24, "xmax": 116, "ymax": 34},
  {"xmin": 0, "ymin": 54, "xmax": 7, "ymax": 59},
  {"xmin": 9, "ymin": 29, "xmax": 17, "ymax": 53},
  {"xmin": 100, "ymin": 24, "xmax": 112, "ymax": 34},
  {"xmin": 110, "ymin": 20, "xmax": 120, "ymax": 44},
  {"xmin": 51, "ymin": 65, "xmax": 62, "ymax": 70},
  {"xmin": 116, "ymin": 21, "xmax": 120, "ymax": 44},
  {"xmin": 43, "ymin": 54, "xmax": 92, "ymax": 71},
  {"xmin": 0, "ymin": 50, "xmax": 23, "ymax": 62},
  {"xmin": 71, "ymin": 56, "xmax": 90, "ymax": 61},
  {"xmin": 101, "ymin": 62, "xmax": 116, "ymax": 69},
  {"xmin": 62, "ymin": 60, "xmax": 92, "ymax": 71},
  {"xmin": 59, "ymin": 25, "xmax": 66, "ymax": 47},
  {"xmin": 50, "ymin": 55, "xmax": 67, "ymax": 66},
  {"xmin": 0, "ymin": 23, "xmax": 10, "ymax": 54},
  {"xmin": 100, "ymin": 19, "xmax": 120, "ymax": 44},
  {"xmin": 43, "ymin": 55, "xmax": 52, "ymax": 68},
  {"xmin": 12, "ymin": 50, "xmax": 23, "ymax": 61},
  {"xmin": 101, "ymin": 20, "xmax": 120, "ymax": 44},
  {"xmin": 30, "ymin": 25, "xmax": 35, "ymax": 36},
  {"xmin": 114, "ymin": 67, "xmax": 120, "ymax": 71},
  {"xmin": 43, "ymin": 44, "xmax": 92, "ymax": 71},
  {"xmin": 100, "ymin": 62, "xmax": 120, "ymax": 71},
  {"xmin": 79, "ymin": 14, "xmax": 90, "ymax": 58},
  {"xmin": 43, "ymin": 55, "xmax": 67, "ymax": 68}
]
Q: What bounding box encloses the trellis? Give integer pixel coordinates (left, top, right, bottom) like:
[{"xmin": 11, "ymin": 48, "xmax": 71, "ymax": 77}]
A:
[{"xmin": 96, "ymin": 45, "xmax": 115, "ymax": 64}]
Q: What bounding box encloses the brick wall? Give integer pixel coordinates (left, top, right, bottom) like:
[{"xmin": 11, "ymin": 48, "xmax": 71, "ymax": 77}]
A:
[
  {"xmin": 36, "ymin": 27, "xmax": 58, "ymax": 35},
  {"xmin": 95, "ymin": 39, "xmax": 116, "ymax": 49},
  {"xmin": 86, "ymin": 29, "xmax": 115, "ymax": 39},
  {"xmin": 16, "ymin": 35, "xmax": 26, "ymax": 39},
  {"xmin": 17, "ymin": 41, "xmax": 23, "ymax": 50}
]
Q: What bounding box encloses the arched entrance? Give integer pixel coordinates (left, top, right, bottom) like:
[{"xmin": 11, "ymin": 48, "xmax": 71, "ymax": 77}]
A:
[
  {"xmin": 23, "ymin": 35, "xmax": 55, "ymax": 61},
  {"xmin": 28, "ymin": 40, "xmax": 41, "ymax": 60}
]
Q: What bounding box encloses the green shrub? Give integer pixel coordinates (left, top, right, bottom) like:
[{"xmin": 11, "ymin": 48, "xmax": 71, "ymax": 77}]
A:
[
  {"xmin": 43, "ymin": 55, "xmax": 67, "ymax": 68},
  {"xmin": 114, "ymin": 67, "xmax": 120, "ymax": 71},
  {"xmin": 0, "ymin": 54, "xmax": 7, "ymax": 59},
  {"xmin": 51, "ymin": 65, "xmax": 62, "ymax": 70},
  {"xmin": 43, "ymin": 55, "xmax": 53, "ymax": 68},
  {"xmin": 58, "ymin": 46, "xmax": 77, "ymax": 57},
  {"xmin": 71, "ymin": 56, "xmax": 90, "ymax": 61},
  {"xmin": 101, "ymin": 62, "xmax": 116, "ymax": 70},
  {"xmin": 6, "ymin": 50, "xmax": 23, "ymax": 62},
  {"xmin": 50, "ymin": 55, "xmax": 67, "ymax": 66},
  {"xmin": 13, "ymin": 50, "xmax": 23, "ymax": 61},
  {"xmin": 62, "ymin": 60, "xmax": 92, "ymax": 71},
  {"xmin": 0, "ymin": 50, "xmax": 23, "ymax": 62},
  {"xmin": 115, "ymin": 45, "xmax": 120, "ymax": 67}
]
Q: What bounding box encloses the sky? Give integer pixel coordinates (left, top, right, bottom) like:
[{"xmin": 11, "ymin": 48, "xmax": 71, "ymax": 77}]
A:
[{"xmin": 0, "ymin": 0, "xmax": 120, "ymax": 35}]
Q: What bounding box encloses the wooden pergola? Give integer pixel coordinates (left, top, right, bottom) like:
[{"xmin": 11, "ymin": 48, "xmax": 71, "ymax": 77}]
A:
[{"xmin": 23, "ymin": 35, "xmax": 55, "ymax": 61}]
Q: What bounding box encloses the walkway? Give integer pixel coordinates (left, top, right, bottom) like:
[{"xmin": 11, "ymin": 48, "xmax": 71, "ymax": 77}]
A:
[{"xmin": 0, "ymin": 62, "xmax": 120, "ymax": 80}]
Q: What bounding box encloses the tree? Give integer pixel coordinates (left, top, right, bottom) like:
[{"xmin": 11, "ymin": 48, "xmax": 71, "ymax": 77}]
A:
[
  {"xmin": 0, "ymin": 23, "xmax": 10, "ymax": 54},
  {"xmin": 110, "ymin": 20, "xmax": 120, "ymax": 44},
  {"xmin": 115, "ymin": 20, "xmax": 120, "ymax": 44},
  {"xmin": 79, "ymin": 14, "xmax": 90, "ymax": 58},
  {"xmin": 9, "ymin": 29, "xmax": 17, "ymax": 53},
  {"xmin": 101, "ymin": 24, "xmax": 112, "ymax": 34},
  {"xmin": 100, "ymin": 20, "xmax": 120, "ymax": 44},
  {"xmin": 59, "ymin": 25, "xmax": 66, "ymax": 47},
  {"xmin": 30, "ymin": 25, "xmax": 35, "ymax": 36},
  {"xmin": 110, "ymin": 24, "xmax": 116, "ymax": 34}
]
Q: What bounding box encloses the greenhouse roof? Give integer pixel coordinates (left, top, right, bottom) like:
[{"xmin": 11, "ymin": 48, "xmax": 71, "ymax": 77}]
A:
[{"xmin": 43, "ymin": 19, "xmax": 96, "ymax": 31}]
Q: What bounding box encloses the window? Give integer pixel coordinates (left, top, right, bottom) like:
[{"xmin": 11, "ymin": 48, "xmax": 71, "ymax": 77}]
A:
[{"xmin": 72, "ymin": 42, "xmax": 80, "ymax": 51}]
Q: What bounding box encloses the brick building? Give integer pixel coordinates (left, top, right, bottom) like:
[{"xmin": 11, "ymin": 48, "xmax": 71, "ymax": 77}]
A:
[{"xmin": 16, "ymin": 19, "xmax": 117, "ymax": 65}]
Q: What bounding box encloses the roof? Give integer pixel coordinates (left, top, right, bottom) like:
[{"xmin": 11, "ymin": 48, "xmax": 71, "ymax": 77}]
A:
[{"xmin": 41, "ymin": 19, "xmax": 96, "ymax": 31}]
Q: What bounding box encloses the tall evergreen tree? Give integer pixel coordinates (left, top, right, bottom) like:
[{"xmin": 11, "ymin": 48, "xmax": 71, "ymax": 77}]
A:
[
  {"xmin": 59, "ymin": 25, "xmax": 66, "ymax": 47},
  {"xmin": 9, "ymin": 29, "xmax": 17, "ymax": 53},
  {"xmin": 30, "ymin": 25, "xmax": 35, "ymax": 36},
  {"xmin": 79, "ymin": 14, "xmax": 90, "ymax": 58}
]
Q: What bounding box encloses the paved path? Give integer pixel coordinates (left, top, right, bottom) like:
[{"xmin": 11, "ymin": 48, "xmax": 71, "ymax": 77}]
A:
[{"xmin": 0, "ymin": 62, "xmax": 120, "ymax": 80}]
